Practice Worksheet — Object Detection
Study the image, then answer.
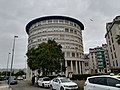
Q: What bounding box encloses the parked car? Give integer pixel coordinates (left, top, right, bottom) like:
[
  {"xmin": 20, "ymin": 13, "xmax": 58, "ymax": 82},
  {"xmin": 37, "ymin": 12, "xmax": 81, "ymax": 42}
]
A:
[
  {"xmin": 17, "ymin": 76, "xmax": 23, "ymax": 80},
  {"xmin": 84, "ymin": 75, "xmax": 120, "ymax": 90},
  {"xmin": 50, "ymin": 77, "xmax": 78, "ymax": 90},
  {"xmin": 0, "ymin": 76, "xmax": 3, "ymax": 81},
  {"xmin": 8, "ymin": 76, "xmax": 18, "ymax": 85},
  {"xmin": 37, "ymin": 77, "xmax": 51, "ymax": 87}
]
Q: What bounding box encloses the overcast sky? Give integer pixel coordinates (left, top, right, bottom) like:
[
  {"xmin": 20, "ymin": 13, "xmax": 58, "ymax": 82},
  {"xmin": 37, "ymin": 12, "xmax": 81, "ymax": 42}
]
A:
[{"xmin": 0, "ymin": 0, "xmax": 120, "ymax": 69}]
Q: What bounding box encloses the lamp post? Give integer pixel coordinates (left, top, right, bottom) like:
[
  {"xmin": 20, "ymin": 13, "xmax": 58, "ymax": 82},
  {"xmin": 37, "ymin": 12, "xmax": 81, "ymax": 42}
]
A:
[
  {"xmin": 9, "ymin": 35, "xmax": 18, "ymax": 88},
  {"xmin": 6, "ymin": 52, "xmax": 11, "ymax": 78},
  {"xmin": 24, "ymin": 56, "xmax": 27, "ymax": 79}
]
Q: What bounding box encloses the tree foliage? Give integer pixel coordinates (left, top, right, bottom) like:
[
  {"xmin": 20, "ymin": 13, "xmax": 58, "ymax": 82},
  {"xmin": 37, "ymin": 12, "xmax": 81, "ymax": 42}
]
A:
[
  {"xmin": 116, "ymin": 35, "xmax": 120, "ymax": 45},
  {"xmin": 1, "ymin": 71, "xmax": 13, "ymax": 76},
  {"xmin": 26, "ymin": 40, "xmax": 65, "ymax": 76},
  {"xmin": 15, "ymin": 70, "xmax": 26, "ymax": 77}
]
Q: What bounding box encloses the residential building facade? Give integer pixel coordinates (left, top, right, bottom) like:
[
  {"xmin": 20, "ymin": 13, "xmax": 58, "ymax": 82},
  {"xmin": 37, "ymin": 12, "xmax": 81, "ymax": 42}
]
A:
[
  {"xmin": 89, "ymin": 45, "xmax": 110, "ymax": 74},
  {"xmin": 102, "ymin": 44, "xmax": 111, "ymax": 73},
  {"xmin": 105, "ymin": 16, "xmax": 120, "ymax": 73},
  {"xmin": 25, "ymin": 16, "xmax": 85, "ymax": 79},
  {"xmin": 84, "ymin": 54, "xmax": 90, "ymax": 74}
]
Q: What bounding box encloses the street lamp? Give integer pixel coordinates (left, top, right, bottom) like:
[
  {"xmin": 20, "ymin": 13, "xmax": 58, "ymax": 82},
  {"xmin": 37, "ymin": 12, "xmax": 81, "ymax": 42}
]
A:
[
  {"xmin": 24, "ymin": 56, "xmax": 27, "ymax": 79},
  {"xmin": 9, "ymin": 35, "xmax": 18, "ymax": 88},
  {"xmin": 6, "ymin": 52, "xmax": 11, "ymax": 78}
]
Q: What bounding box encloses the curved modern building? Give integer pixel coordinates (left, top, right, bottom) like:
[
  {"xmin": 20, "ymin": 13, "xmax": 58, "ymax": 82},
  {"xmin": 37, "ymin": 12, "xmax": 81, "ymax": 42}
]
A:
[{"xmin": 26, "ymin": 16, "xmax": 84, "ymax": 78}]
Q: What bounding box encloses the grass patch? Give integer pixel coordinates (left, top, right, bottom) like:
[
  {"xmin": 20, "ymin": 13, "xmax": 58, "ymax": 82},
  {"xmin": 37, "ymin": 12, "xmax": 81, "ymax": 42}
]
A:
[
  {"xmin": 73, "ymin": 80, "xmax": 84, "ymax": 90},
  {"xmin": 78, "ymin": 85, "xmax": 84, "ymax": 90}
]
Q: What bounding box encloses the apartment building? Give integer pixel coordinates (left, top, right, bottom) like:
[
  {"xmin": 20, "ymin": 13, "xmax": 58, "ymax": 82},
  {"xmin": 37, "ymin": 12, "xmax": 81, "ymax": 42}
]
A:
[
  {"xmin": 84, "ymin": 54, "xmax": 90, "ymax": 74},
  {"xmin": 105, "ymin": 16, "xmax": 120, "ymax": 73},
  {"xmin": 25, "ymin": 16, "xmax": 85, "ymax": 79},
  {"xmin": 89, "ymin": 44, "xmax": 110, "ymax": 74}
]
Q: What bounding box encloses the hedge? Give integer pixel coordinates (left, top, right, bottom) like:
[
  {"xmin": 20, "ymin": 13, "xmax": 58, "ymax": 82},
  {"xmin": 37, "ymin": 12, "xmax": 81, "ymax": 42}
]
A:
[{"xmin": 72, "ymin": 73, "xmax": 109, "ymax": 80}]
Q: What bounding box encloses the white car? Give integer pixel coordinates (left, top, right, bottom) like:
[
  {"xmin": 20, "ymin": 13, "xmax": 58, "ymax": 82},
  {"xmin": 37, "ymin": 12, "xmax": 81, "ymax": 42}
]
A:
[
  {"xmin": 50, "ymin": 77, "xmax": 78, "ymax": 90},
  {"xmin": 37, "ymin": 77, "xmax": 51, "ymax": 87},
  {"xmin": 84, "ymin": 75, "xmax": 120, "ymax": 90}
]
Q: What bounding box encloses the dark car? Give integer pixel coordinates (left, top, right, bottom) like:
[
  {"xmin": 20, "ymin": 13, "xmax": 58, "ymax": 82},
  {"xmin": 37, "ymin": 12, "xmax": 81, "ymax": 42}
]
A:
[{"xmin": 8, "ymin": 76, "xmax": 18, "ymax": 85}]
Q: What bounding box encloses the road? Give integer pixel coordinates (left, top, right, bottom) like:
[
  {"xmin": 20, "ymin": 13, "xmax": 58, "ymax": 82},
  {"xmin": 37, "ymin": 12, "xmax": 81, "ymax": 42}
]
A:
[
  {"xmin": 0, "ymin": 81, "xmax": 12, "ymax": 90},
  {"xmin": 11, "ymin": 80, "xmax": 49, "ymax": 90}
]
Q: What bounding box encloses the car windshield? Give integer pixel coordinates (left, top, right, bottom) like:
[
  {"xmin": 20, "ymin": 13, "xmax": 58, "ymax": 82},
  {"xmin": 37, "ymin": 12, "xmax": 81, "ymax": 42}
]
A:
[
  {"xmin": 43, "ymin": 78, "xmax": 50, "ymax": 81},
  {"xmin": 60, "ymin": 78, "xmax": 71, "ymax": 83}
]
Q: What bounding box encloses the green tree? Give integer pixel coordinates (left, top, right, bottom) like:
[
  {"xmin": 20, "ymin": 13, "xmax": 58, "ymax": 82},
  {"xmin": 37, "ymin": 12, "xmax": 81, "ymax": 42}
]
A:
[
  {"xmin": 116, "ymin": 35, "xmax": 120, "ymax": 44},
  {"xmin": 26, "ymin": 40, "xmax": 65, "ymax": 76},
  {"xmin": 26, "ymin": 48, "xmax": 38, "ymax": 70},
  {"xmin": 1, "ymin": 71, "xmax": 13, "ymax": 76},
  {"xmin": 15, "ymin": 70, "xmax": 26, "ymax": 77}
]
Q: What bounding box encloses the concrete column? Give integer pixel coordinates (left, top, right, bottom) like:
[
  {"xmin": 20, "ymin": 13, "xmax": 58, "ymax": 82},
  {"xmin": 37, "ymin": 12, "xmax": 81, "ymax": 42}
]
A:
[
  {"xmin": 82, "ymin": 61, "xmax": 85, "ymax": 74},
  {"xmin": 65, "ymin": 60, "xmax": 68, "ymax": 77},
  {"xmin": 79, "ymin": 61, "xmax": 81, "ymax": 74},
  {"xmin": 75, "ymin": 61, "xmax": 78, "ymax": 74},
  {"xmin": 26, "ymin": 66, "xmax": 30, "ymax": 80},
  {"xmin": 71, "ymin": 60, "xmax": 73, "ymax": 72}
]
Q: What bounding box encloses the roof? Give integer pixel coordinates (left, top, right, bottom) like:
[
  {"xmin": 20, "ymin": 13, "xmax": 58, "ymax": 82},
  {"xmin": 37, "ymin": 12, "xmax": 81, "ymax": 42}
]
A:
[
  {"xmin": 87, "ymin": 75, "xmax": 120, "ymax": 79},
  {"xmin": 25, "ymin": 16, "xmax": 84, "ymax": 34}
]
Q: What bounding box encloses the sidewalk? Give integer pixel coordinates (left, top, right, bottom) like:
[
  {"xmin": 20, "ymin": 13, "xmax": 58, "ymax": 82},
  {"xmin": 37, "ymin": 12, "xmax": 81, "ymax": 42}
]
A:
[
  {"xmin": 0, "ymin": 81, "xmax": 12, "ymax": 90},
  {"xmin": 0, "ymin": 85, "xmax": 12, "ymax": 90}
]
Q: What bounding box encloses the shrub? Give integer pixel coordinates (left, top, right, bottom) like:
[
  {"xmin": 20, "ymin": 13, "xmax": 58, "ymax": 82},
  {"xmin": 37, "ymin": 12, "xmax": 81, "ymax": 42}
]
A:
[{"xmin": 72, "ymin": 73, "xmax": 108, "ymax": 80}]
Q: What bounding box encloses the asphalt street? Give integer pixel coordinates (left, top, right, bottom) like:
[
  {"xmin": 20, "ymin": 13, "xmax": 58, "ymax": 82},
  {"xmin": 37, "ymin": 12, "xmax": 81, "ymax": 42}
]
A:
[
  {"xmin": 0, "ymin": 81, "xmax": 12, "ymax": 90},
  {"xmin": 11, "ymin": 80, "xmax": 49, "ymax": 90}
]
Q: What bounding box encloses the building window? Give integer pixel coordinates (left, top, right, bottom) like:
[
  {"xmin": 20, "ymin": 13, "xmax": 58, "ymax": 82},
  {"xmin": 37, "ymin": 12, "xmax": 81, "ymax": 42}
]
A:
[
  {"xmin": 111, "ymin": 37, "xmax": 114, "ymax": 43},
  {"xmin": 65, "ymin": 20, "xmax": 69, "ymax": 24},
  {"xmin": 72, "ymin": 52, "xmax": 75, "ymax": 57},
  {"xmin": 114, "ymin": 52, "xmax": 117, "ymax": 58},
  {"xmin": 74, "ymin": 30, "xmax": 77, "ymax": 34},
  {"xmin": 111, "ymin": 54, "xmax": 113, "ymax": 59},
  {"xmin": 109, "ymin": 40, "xmax": 111, "ymax": 45},
  {"xmin": 70, "ymin": 29, "xmax": 73, "ymax": 33},
  {"xmin": 113, "ymin": 45, "xmax": 115, "ymax": 50},
  {"xmin": 65, "ymin": 28, "xmax": 69, "ymax": 32},
  {"xmin": 70, "ymin": 22, "xmax": 73, "ymax": 26},
  {"xmin": 66, "ymin": 52, "xmax": 70, "ymax": 57},
  {"xmin": 53, "ymin": 20, "xmax": 58, "ymax": 23},
  {"xmin": 110, "ymin": 47, "xmax": 112, "ymax": 52},
  {"xmin": 59, "ymin": 20, "xmax": 64, "ymax": 23},
  {"xmin": 113, "ymin": 61, "xmax": 115, "ymax": 66},
  {"xmin": 67, "ymin": 61, "xmax": 70, "ymax": 66},
  {"xmin": 48, "ymin": 20, "xmax": 52, "ymax": 23},
  {"xmin": 74, "ymin": 23, "xmax": 77, "ymax": 27},
  {"xmin": 77, "ymin": 53, "xmax": 79, "ymax": 57},
  {"xmin": 116, "ymin": 60, "xmax": 118, "ymax": 66}
]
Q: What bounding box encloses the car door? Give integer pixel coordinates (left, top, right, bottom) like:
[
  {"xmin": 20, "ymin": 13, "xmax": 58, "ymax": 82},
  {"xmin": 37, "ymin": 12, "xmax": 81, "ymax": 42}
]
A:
[
  {"xmin": 106, "ymin": 77, "xmax": 120, "ymax": 90},
  {"xmin": 56, "ymin": 79, "xmax": 61, "ymax": 90},
  {"xmin": 38, "ymin": 78, "xmax": 42, "ymax": 86},
  {"xmin": 93, "ymin": 77, "xmax": 109, "ymax": 90},
  {"xmin": 86, "ymin": 78, "xmax": 96, "ymax": 90},
  {"xmin": 52, "ymin": 79, "xmax": 59, "ymax": 89},
  {"xmin": 88, "ymin": 77, "xmax": 108, "ymax": 90}
]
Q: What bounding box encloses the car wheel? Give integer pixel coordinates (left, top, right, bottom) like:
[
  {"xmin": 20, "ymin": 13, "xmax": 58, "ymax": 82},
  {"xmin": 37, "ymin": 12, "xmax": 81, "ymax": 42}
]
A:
[
  {"xmin": 50, "ymin": 85, "xmax": 53, "ymax": 90},
  {"xmin": 42, "ymin": 83, "xmax": 44, "ymax": 87},
  {"xmin": 60, "ymin": 87, "xmax": 64, "ymax": 90}
]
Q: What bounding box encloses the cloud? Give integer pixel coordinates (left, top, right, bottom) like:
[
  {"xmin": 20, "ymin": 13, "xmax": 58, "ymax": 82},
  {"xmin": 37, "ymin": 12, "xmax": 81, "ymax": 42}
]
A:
[{"xmin": 0, "ymin": 0, "xmax": 120, "ymax": 68}]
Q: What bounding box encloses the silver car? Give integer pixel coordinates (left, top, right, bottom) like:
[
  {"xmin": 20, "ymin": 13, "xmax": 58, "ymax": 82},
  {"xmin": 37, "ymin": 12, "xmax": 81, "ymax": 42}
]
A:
[
  {"xmin": 8, "ymin": 76, "xmax": 18, "ymax": 85},
  {"xmin": 50, "ymin": 77, "xmax": 78, "ymax": 90},
  {"xmin": 84, "ymin": 75, "xmax": 120, "ymax": 90},
  {"xmin": 37, "ymin": 77, "xmax": 51, "ymax": 87}
]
